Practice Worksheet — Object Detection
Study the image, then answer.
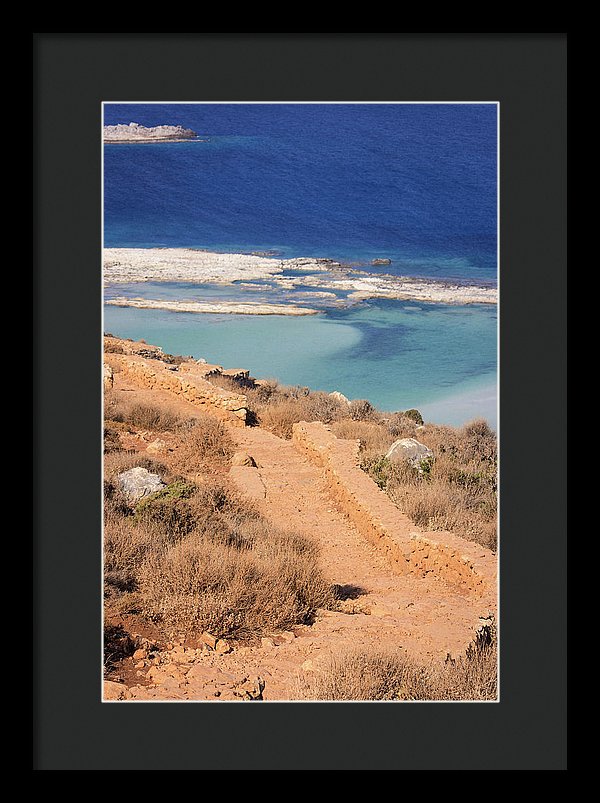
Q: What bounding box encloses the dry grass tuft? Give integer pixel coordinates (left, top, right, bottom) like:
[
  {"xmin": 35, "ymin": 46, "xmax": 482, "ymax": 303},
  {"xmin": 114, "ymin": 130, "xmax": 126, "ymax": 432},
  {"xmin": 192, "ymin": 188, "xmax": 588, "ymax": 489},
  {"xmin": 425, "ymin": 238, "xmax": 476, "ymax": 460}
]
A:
[
  {"xmin": 104, "ymin": 422, "xmax": 126, "ymax": 453},
  {"xmin": 169, "ymin": 415, "xmax": 234, "ymax": 474},
  {"xmin": 295, "ymin": 651, "xmax": 411, "ymax": 701},
  {"xmin": 103, "ymin": 341, "xmax": 125, "ymax": 354},
  {"xmin": 331, "ymin": 419, "xmax": 396, "ymax": 463},
  {"xmin": 107, "ymin": 400, "xmax": 183, "ymax": 432},
  {"xmin": 294, "ymin": 628, "xmax": 497, "ymax": 701},
  {"xmin": 103, "ymin": 451, "xmax": 169, "ymax": 482},
  {"xmin": 389, "ymin": 482, "xmax": 497, "ymax": 551},
  {"xmin": 139, "ymin": 529, "xmax": 333, "ymax": 639},
  {"xmin": 348, "ymin": 398, "xmax": 376, "ymax": 421},
  {"xmin": 204, "ymin": 375, "xmax": 351, "ymax": 438},
  {"xmin": 256, "ymin": 392, "xmax": 347, "ymax": 438}
]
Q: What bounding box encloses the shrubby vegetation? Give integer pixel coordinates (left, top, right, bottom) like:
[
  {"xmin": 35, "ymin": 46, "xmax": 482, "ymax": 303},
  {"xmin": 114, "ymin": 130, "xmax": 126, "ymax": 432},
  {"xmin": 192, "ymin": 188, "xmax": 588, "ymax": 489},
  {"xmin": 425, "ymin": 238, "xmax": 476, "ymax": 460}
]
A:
[
  {"xmin": 103, "ymin": 342, "xmax": 497, "ymax": 698},
  {"xmin": 103, "ymin": 391, "xmax": 335, "ymax": 639},
  {"xmin": 204, "ymin": 374, "xmax": 498, "ymax": 550},
  {"xmin": 104, "ymin": 472, "xmax": 334, "ymax": 638}
]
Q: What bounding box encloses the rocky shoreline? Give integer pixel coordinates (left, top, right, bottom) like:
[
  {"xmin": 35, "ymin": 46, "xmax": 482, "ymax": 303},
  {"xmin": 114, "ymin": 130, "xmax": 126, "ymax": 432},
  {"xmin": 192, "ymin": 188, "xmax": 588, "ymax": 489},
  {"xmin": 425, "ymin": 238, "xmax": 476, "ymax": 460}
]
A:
[
  {"xmin": 104, "ymin": 248, "xmax": 339, "ymax": 285},
  {"xmin": 104, "ymin": 247, "xmax": 497, "ymax": 306}
]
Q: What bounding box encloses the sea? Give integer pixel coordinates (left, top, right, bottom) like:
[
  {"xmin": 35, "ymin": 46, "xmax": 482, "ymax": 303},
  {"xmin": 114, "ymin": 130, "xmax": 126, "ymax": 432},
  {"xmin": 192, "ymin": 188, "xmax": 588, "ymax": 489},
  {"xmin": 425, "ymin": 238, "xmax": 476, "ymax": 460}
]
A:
[{"xmin": 103, "ymin": 103, "xmax": 498, "ymax": 427}]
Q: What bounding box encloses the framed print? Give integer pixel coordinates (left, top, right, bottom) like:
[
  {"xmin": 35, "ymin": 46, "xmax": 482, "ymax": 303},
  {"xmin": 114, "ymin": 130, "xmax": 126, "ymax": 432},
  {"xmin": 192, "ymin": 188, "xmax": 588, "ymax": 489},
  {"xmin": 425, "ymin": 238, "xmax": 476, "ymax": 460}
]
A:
[{"xmin": 34, "ymin": 33, "xmax": 566, "ymax": 770}]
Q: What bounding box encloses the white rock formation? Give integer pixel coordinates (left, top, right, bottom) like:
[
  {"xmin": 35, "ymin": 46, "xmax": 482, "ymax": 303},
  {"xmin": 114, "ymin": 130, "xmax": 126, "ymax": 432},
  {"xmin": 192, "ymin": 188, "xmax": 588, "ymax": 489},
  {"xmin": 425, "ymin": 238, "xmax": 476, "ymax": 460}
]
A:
[
  {"xmin": 385, "ymin": 438, "xmax": 434, "ymax": 468},
  {"xmin": 103, "ymin": 123, "xmax": 197, "ymax": 142},
  {"xmin": 117, "ymin": 467, "xmax": 166, "ymax": 502}
]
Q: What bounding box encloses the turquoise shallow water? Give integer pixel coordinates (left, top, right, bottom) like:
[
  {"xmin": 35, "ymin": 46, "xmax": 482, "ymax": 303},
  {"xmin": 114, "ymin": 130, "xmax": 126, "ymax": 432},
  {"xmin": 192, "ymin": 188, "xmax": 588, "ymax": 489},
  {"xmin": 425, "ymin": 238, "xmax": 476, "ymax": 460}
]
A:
[{"xmin": 103, "ymin": 298, "xmax": 497, "ymax": 428}]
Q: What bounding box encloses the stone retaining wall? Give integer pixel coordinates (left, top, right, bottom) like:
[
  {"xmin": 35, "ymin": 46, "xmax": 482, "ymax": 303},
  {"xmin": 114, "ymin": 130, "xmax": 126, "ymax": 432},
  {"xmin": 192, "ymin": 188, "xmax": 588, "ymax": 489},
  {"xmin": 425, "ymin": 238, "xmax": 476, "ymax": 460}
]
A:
[
  {"xmin": 104, "ymin": 353, "xmax": 248, "ymax": 426},
  {"xmin": 292, "ymin": 421, "xmax": 497, "ymax": 603}
]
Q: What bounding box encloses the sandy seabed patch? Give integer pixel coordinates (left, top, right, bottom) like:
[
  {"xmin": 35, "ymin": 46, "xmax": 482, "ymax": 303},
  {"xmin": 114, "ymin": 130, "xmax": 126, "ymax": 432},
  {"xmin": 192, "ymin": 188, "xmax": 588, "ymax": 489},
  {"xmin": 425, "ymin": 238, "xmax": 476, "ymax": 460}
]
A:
[{"xmin": 105, "ymin": 297, "xmax": 320, "ymax": 316}]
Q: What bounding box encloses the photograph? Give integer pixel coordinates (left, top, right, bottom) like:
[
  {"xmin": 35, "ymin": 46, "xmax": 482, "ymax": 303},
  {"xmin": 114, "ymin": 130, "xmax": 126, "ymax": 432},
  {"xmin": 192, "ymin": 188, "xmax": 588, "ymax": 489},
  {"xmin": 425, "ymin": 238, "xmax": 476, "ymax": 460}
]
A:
[{"xmin": 102, "ymin": 102, "xmax": 499, "ymax": 703}]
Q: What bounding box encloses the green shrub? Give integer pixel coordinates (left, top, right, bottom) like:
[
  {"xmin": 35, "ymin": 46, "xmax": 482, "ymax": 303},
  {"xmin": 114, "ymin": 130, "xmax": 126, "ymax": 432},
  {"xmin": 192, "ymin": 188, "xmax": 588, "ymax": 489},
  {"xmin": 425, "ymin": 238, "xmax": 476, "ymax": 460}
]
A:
[
  {"xmin": 134, "ymin": 481, "xmax": 198, "ymax": 536},
  {"xmin": 403, "ymin": 408, "xmax": 424, "ymax": 426},
  {"xmin": 417, "ymin": 456, "xmax": 434, "ymax": 478},
  {"xmin": 136, "ymin": 480, "xmax": 196, "ymax": 508},
  {"xmin": 362, "ymin": 456, "xmax": 392, "ymax": 489}
]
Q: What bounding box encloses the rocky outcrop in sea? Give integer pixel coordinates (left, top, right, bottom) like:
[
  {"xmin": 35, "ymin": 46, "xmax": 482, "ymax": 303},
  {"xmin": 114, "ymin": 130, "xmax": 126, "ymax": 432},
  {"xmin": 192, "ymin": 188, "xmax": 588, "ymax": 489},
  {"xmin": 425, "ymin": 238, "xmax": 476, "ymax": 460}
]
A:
[{"xmin": 104, "ymin": 123, "xmax": 197, "ymax": 142}]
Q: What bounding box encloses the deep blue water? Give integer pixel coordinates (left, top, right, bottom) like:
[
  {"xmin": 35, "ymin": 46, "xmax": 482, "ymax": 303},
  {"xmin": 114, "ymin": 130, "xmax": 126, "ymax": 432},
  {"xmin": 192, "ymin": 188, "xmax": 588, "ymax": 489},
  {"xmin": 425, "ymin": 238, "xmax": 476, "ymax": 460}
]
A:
[{"xmin": 104, "ymin": 103, "xmax": 497, "ymax": 283}]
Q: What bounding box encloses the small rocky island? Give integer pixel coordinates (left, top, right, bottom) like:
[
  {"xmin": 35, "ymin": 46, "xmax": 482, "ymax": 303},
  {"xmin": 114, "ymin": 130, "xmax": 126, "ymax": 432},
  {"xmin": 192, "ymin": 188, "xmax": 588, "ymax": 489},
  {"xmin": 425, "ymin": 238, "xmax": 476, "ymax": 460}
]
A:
[{"xmin": 103, "ymin": 122, "xmax": 198, "ymax": 143}]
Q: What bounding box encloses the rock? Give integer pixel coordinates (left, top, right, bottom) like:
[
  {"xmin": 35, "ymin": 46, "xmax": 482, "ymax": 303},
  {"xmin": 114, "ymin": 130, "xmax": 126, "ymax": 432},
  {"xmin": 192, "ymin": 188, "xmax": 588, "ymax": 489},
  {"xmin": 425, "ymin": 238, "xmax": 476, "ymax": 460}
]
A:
[
  {"xmin": 369, "ymin": 605, "xmax": 391, "ymax": 618},
  {"xmin": 215, "ymin": 688, "xmax": 238, "ymax": 701},
  {"xmin": 328, "ymin": 391, "xmax": 350, "ymax": 406},
  {"xmin": 132, "ymin": 648, "xmax": 147, "ymax": 661},
  {"xmin": 153, "ymin": 676, "xmax": 187, "ymax": 697},
  {"xmin": 103, "ymin": 363, "xmax": 114, "ymax": 391},
  {"xmin": 222, "ymin": 368, "xmax": 250, "ymax": 381},
  {"xmin": 132, "ymin": 634, "xmax": 157, "ymax": 651},
  {"xmin": 235, "ymin": 676, "xmax": 265, "ymax": 700},
  {"xmin": 103, "ymin": 680, "xmax": 132, "ymax": 701},
  {"xmin": 231, "ymin": 451, "xmax": 257, "ymax": 467},
  {"xmin": 272, "ymin": 631, "xmax": 296, "ymax": 645},
  {"xmin": 338, "ymin": 599, "xmax": 369, "ymax": 615},
  {"xmin": 146, "ymin": 438, "xmax": 168, "ymax": 454},
  {"xmin": 147, "ymin": 666, "xmax": 170, "ymax": 684},
  {"xmin": 199, "ymin": 632, "xmax": 218, "ymax": 650},
  {"xmin": 186, "ymin": 664, "xmax": 221, "ymax": 685},
  {"xmin": 117, "ymin": 467, "xmax": 166, "ymax": 503},
  {"xmin": 261, "ymin": 637, "xmax": 276, "ymax": 649},
  {"xmin": 385, "ymin": 438, "xmax": 433, "ymax": 470},
  {"xmin": 104, "ymin": 123, "xmax": 197, "ymax": 142},
  {"xmin": 301, "ymin": 659, "xmax": 315, "ymax": 672},
  {"xmin": 215, "ymin": 639, "xmax": 232, "ymax": 655},
  {"xmin": 229, "ymin": 465, "xmax": 266, "ymax": 499},
  {"xmin": 371, "ymin": 258, "xmax": 392, "ymax": 266},
  {"xmin": 171, "ymin": 650, "xmax": 194, "ymax": 664},
  {"xmin": 163, "ymin": 664, "xmax": 189, "ymax": 682}
]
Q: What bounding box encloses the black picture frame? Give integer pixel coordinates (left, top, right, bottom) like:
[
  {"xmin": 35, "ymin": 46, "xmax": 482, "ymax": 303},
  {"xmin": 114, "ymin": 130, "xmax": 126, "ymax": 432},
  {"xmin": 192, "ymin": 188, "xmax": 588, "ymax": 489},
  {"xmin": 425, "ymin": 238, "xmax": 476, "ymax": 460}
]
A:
[{"xmin": 34, "ymin": 32, "xmax": 567, "ymax": 771}]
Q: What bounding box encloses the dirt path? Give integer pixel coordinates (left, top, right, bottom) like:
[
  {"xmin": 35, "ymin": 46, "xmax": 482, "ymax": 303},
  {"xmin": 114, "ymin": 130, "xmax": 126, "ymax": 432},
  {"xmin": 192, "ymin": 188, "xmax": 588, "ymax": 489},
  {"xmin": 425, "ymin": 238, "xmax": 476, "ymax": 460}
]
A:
[
  {"xmin": 226, "ymin": 427, "xmax": 489, "ymax": 687},
  {"xmin": 107, "ymin": 372, "xmax": 491, "ymax": 701}
]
